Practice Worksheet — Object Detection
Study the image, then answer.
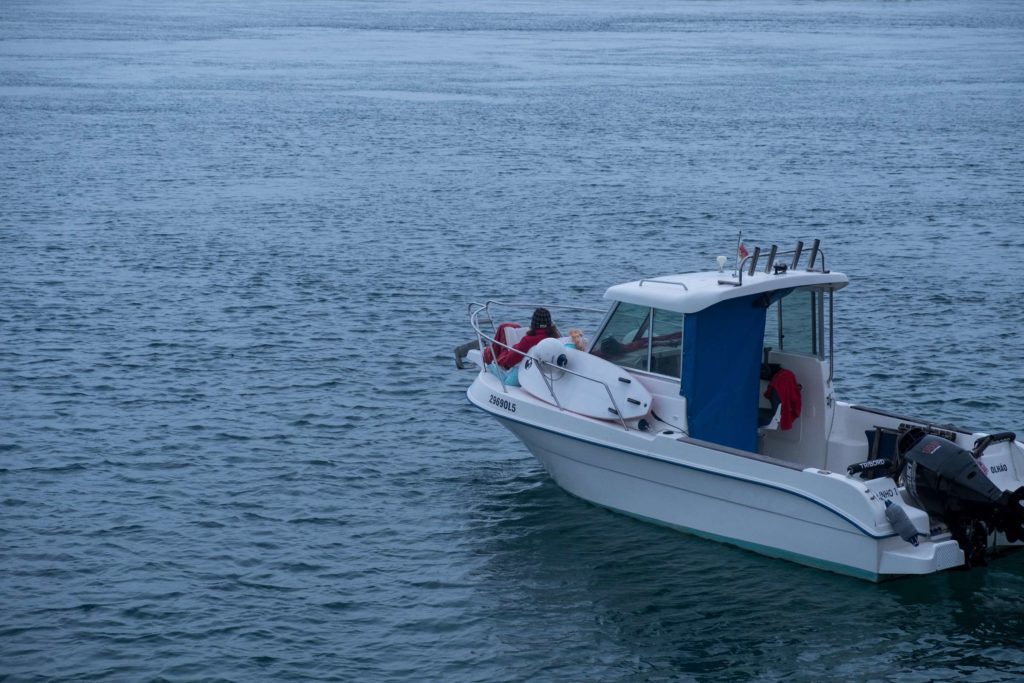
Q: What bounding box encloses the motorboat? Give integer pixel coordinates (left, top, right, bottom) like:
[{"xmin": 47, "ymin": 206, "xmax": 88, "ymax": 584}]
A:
[{"xmin": 455, "ymin": 239, "xmax": 1024, "ymax": 581}]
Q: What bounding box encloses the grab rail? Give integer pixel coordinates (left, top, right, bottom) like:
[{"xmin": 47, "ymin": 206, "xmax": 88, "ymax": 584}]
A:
[
  {"xmin": 638, "ymin": 279, "xmax": 689, "ymax": 290},
  {"xmin": 469, "ymin": 300, "xmax": 632, "ymax": 430}
]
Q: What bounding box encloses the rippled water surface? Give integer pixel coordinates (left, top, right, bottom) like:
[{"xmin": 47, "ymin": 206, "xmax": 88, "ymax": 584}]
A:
[{"xmin": 3, "ymin": 1, "xmax": 1023, "ymax": 680}]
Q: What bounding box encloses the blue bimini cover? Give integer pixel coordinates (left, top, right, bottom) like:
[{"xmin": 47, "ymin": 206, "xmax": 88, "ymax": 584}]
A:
[{"xmin": 681, "ymin": 293, "xmax": 768, "ymax": 452}]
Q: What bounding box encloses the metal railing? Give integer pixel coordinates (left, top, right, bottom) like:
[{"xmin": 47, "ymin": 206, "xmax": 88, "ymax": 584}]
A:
[
  {"xmin": 467, "ymin": 300, "xmax": 634, "ymax": 430},
  {"xmin": 638, "ymin": 279, "xmax": 689, "ymax": 290}
]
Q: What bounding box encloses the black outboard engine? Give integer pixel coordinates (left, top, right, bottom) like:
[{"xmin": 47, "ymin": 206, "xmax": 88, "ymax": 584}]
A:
[{"xmin": 899, "ymin": 429, "xmax": 1024, "ymax": 567}]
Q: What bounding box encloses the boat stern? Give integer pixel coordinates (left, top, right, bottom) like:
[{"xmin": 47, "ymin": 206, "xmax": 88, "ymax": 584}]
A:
[{"xmin": 878, "ymin": 538, "xmax": 964, "ymax": 577}]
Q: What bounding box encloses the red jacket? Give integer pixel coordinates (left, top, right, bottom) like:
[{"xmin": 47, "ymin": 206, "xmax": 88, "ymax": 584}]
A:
[{"xmin": 497, "ymin": 329, "xmax": 556, "ymax": 369}]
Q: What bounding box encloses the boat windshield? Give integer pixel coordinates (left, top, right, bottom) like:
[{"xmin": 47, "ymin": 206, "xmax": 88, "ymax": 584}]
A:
[{"xmin": 591, "ymin": 302, "xmax": 683, "ymax": 379}]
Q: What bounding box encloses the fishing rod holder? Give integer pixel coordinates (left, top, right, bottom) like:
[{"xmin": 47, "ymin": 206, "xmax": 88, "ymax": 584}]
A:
[{"xmin": 719, "ymin": 239, "xmax": 827, "ymax": 287}]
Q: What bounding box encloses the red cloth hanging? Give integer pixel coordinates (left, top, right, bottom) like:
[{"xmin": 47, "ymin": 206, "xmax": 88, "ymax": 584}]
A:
[{"xmin": 766, "ymin": 369, "xmax": 802, "ymax": 430}]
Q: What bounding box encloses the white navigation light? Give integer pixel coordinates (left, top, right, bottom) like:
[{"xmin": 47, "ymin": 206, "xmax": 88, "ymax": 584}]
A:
[{"xmin": 716, "ymin": 255, "xmax": 727, "ymax": 272}]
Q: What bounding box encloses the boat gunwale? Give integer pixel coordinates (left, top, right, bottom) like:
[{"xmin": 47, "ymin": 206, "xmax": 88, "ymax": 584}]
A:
[{"xmin": 848, "ymin": 404, "xmax": 981, "ymax": 437}]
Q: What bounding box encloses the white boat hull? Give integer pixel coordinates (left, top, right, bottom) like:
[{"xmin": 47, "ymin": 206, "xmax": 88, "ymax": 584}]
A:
[{"xmin": 469, "ymin": 374, "xmax": 978, "ymax": 581}]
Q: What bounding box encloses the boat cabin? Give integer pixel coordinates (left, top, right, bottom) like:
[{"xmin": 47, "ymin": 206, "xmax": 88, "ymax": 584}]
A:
[{"xmin": 589, "ymin": 243, "xmax": 847, "ymax": 467}]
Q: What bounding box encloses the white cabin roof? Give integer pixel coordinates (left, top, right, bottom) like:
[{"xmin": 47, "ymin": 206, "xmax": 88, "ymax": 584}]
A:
[{"xmin": 604, "ymin": 269, "xmax": 849, "ymax": 314}]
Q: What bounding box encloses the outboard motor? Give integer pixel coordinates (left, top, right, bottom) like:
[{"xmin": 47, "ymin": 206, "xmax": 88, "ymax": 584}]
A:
[{"xmin": 899, "ymin": 429, "xmax": 1024, "ymax": 567}]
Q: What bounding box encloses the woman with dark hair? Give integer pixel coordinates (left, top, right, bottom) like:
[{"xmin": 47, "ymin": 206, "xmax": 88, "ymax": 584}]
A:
[{"xmin": 497, "ymin": 308, "xmax": 560, "ymax": 369}]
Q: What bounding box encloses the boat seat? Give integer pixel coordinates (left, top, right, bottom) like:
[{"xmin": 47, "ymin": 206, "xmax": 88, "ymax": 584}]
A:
[
  {"xmin": 758, "ymin": 386, "xmax": 782, "ymax": 429},
  {"xmin": 504, "ymin": 326, "xmax": 528, "ymax": 348},
  {"xmin": 759, "ymin": 404, "xmax": 782, "ymax": 431},
  {"xmin": 485, "ymin": 323, "xmax": 528, "ymax": 364}
]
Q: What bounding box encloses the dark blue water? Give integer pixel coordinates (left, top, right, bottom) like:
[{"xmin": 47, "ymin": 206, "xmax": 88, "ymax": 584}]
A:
[{"xmin": 3, "ymin": 1, "xmax": 1023, "ymax": 680}]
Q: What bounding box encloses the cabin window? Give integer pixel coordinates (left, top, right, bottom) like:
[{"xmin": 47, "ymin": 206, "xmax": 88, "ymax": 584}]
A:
[
  {"xmin": 764, "ymin": 287, "xmax": 827, "ymax": 359},
  {"xmin": 592, "ymin": 302, "xmax": 650, "ymax": 370},
  {"xmin": 592, "ymin": 303, "xmax": 683, "ymax": 377},
  {"xmin": 650, "ymin": 308, "xmax": 683, "ymax": 378}
]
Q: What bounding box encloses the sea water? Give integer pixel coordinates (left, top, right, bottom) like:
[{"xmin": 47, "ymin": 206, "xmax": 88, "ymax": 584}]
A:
[{"xmin": 2, "ymin": 1, "xmax": 1023, "ymax": 680}]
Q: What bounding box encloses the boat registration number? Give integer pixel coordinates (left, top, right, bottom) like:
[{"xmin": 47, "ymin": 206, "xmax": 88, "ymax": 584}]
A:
[
  {"xmin": 876, "ymin": 487, "xmax": 898, "ymax": 501},
  {"xmin": 489, "ymin": 394, "xmax": 517, "ymax": 413}
]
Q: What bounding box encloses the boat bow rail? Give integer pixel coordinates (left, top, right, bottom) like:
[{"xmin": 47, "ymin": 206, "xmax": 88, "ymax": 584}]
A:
[{"xmin": 466, "ymin": 300, "xmax": 639, "ymax": 429}]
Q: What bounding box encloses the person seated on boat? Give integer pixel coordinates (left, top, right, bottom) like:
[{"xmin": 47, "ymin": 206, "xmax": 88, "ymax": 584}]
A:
[
  {"xmin": 568, "ymin": 328, "xmax": 587, "ymax": 351},
  {"xmin": 498, "ymin": 308, "xmax": 561, "ymax": 369},
  {"xmin": 488, "ymin": 308, "xmax": 561, "ymax": 386}
]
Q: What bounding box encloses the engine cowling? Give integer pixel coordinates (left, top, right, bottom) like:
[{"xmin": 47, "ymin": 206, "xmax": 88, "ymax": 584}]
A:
[{"xmin": 899, "ymin": 430, "xmax": 1024, "ymax": 566}]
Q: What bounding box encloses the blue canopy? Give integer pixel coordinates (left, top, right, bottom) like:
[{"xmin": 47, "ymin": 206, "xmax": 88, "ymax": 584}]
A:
[{"xmin": 681, "ymin": 293, "xmax": 769, "ymax": 452}]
